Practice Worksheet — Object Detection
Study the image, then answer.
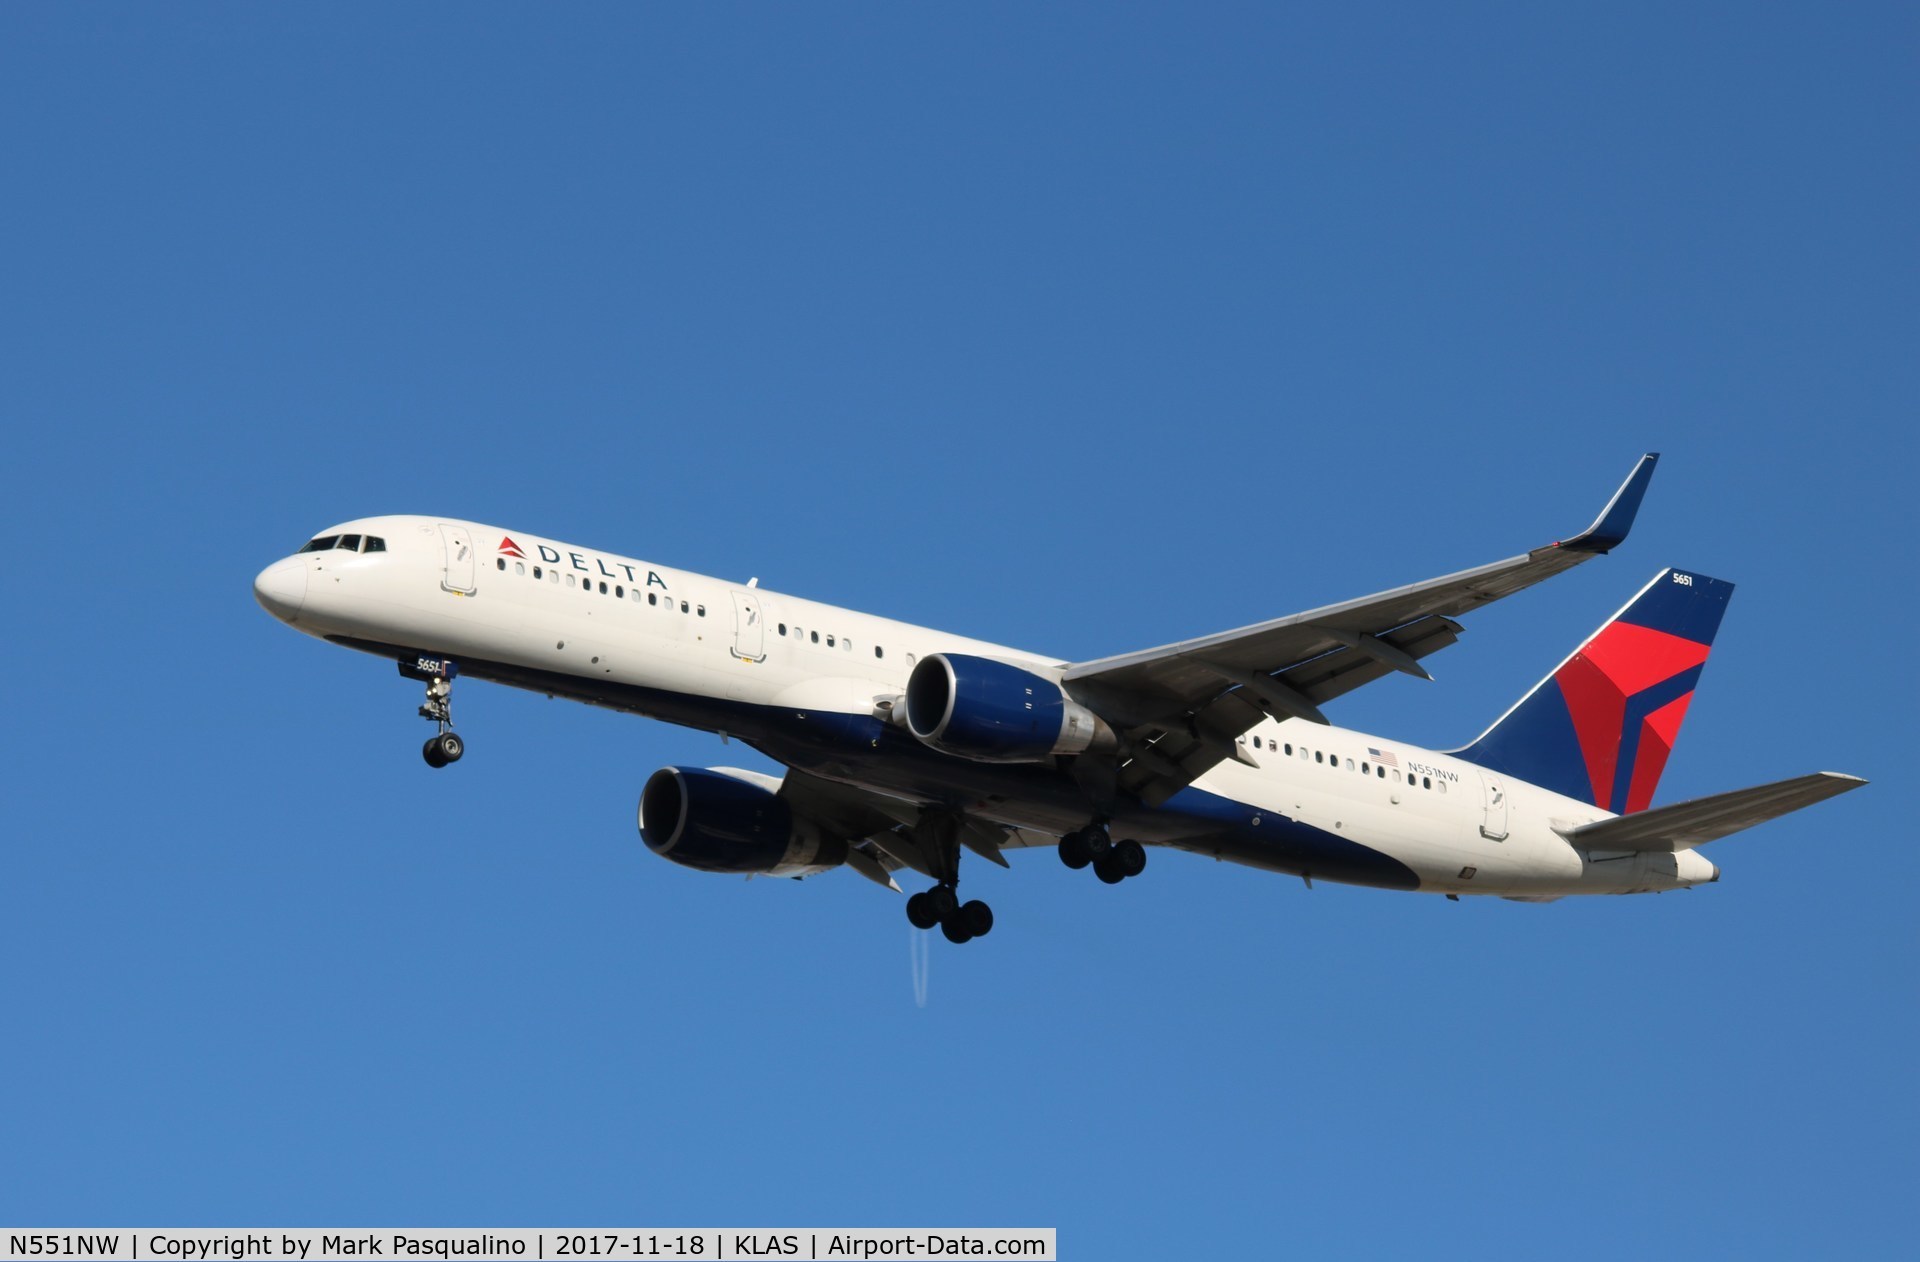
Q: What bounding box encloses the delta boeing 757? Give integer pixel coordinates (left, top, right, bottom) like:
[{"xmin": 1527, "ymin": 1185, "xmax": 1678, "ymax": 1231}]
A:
[{"xmin": 253, "ymin": 455, "xmax": 1862, "ymax": 942}]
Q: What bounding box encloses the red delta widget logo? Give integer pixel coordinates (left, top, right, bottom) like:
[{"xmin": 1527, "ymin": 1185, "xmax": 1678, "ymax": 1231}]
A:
[{"xmin": 497, "ymin": 535, "xmax": 668, "ymax": 589}]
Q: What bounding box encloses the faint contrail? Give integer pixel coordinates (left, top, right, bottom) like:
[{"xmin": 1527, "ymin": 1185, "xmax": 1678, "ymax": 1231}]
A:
[{"xmin": 909, "ymin": 927, "xmax": 930, "ymax": 1008}]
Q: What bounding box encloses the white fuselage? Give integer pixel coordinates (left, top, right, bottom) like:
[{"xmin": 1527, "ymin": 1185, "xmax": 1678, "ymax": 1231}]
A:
[{"xmin": 254, "ymin": 516, "xmax": 1719, "ymax": 899}]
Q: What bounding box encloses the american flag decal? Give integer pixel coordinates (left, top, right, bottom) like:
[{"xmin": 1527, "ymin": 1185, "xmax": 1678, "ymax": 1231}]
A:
[{"xmin": 1367, "ymin": 747, "xmax": 1399, "ymax": 767}]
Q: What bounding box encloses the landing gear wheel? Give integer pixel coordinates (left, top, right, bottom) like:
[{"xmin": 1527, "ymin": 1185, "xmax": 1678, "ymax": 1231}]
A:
[
  {"xmin": 906, "ymin": 891, "xmax": 940, "ymax": 930},
  {"xmin": 1093, "ymin": 852, "xmax": 1127, "ymax": 884},
  {"xmin": 961, "ymin": 900, "xmax": 994, "ymax": 938},
  {"xmin": 1059, "ymin": 831, "xmax": 1093, "ymax": 870},
  {"xmin": 1113, "ymin": 838, "xmax": 1146, "ymax": 878},
  {"xmin": 412, "ymin": 665, "xmax": 463, "ymax": 769},
  {"xmin": 927, "ymin": 885, "xmax": 960, "ymax": 922},
  {"xmin": 940, "ymin": 915, "xmax": 975, "ymax": 944}
]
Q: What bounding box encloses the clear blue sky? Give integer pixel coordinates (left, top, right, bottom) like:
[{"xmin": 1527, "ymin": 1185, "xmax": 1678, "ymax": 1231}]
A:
[{"xmin": 2, "ymin": 5, "xmax": 1913, "ymax": 1257}]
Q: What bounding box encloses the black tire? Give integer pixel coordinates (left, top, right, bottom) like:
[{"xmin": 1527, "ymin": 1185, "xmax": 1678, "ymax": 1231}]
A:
[
  {"xmin": 906, "ymin": 891, "xmax": 940, "ymax": 930},
  {"xmin": 940, "ymin": 916, "xmax": 974, "ymax": 944},
  {"xmin": 422, "ymin": 737, "xmax": 449, "ymax": 768},
  {"xmin": 928, "ymin": 885, "xmax": 959, "ymax": 921},
  {"xmin": 437, "ymin": 732, "xmax": 465, "ymax": 763},
  {"xmin": 1085, "ymin": 826, "xmax": 1112, "ymax": 856},
  {"xmin": 1114, "ymin": 838, "xmax": 1147, "ymax": 878},
  {"xmin": 1059, "ymin": 831, "xmax": 1093, "ymax": 869},
  {"xmin": 1093, "ymin": 853, "xmax": 1126, "ymax": 884},
  {"xmin": 961, "ymin": 900, "xmax": 994, "ymax": 937}
]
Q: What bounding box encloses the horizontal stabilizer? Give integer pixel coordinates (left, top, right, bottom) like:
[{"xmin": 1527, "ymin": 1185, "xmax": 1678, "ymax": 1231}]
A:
[{"xmin": 1557, "ymin": 772, "xmax": 1866, "ymax": 852}]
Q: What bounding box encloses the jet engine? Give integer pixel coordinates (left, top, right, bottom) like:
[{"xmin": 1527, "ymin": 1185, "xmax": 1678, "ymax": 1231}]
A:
[
  {"xmin": 637, "ymin": 767, "xmax": 846, "ymax": 877},
  {"xmin": 903, "ymin": 653, "xmax": 1115, "ymax": 764}
]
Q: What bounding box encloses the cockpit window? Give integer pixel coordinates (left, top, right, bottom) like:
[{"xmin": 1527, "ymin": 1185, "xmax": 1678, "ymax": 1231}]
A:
[
  {"xmin": 362, "ymin": 537, "xmax": 385, "ymax": 552},
  {"xmin": 338, "ymin": 534, "xmax": 362, "ymax": 551},
  {"xmin": 299, "ymin": 536, "xmax": 339, "ymax": 553}
]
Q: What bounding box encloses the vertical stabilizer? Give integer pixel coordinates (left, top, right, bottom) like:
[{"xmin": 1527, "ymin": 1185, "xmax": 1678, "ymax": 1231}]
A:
[{"xmin": 1453, "ymin": 569, "xmax": 1733, "ymax": 813}]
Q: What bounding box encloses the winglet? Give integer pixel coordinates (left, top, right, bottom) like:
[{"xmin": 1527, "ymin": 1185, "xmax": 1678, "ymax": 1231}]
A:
[{"xmin": 1558, "ymin": 453, "xmax": 1659, "ymax": 554}]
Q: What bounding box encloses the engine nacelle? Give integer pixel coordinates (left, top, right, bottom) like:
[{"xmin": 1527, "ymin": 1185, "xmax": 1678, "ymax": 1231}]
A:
[
  {"xmin": 904, "ymin": 653, "xmax": 1114, "ymax": 764},
  {"xmin": 637, "ymin": 767, "xmax": 845, "ymax": 877}
]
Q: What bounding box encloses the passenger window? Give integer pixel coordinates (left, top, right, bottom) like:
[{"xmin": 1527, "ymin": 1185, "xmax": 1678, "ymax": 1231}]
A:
[
  {"xmin": 1314, "ymin": 751, "xmax": 1323, "ymax": 764},
  {"xmin": 534, "ymin": 566, "xmax": 543, "ymax": 579},
  {"xmin": 811, "ymin": 631, "xmax": 819, "ymax": 644},
  {"xmin": 299, "ymin": 536, "xmax": 338, "ymax": 553},
  {"xmin": 680, "ymin": 600, "xmax": 689, "ymax": 613},
  {"xmin": 1360, "ymin": 762, "xmax": 1368, "ymax": 774},
  {"xmin": 648, "ymin": 592, "xmax": 657, "ymax": 605},
  {"xmin": 1422, "ymin": 776, "xmax": 1432, "ymax": 789},
  {"xmin": 615, "ymin": 585, "xmax": 624, "ymax": 597},
  {"xmin": 1437, "ymin": 781, "xmax": 1447, "ymax": 794},
  {"xmin": 826, "ymin": 635, "xmax": 835, "ymax": 647},
  {"xmin": 363, "ymin": 537, "xmax": 385, "ymax": 553},
  {"xmin": 875, "ymin": 646, "xmax": 884, "ymax": 659},
  {"xmin": 843, "ymin": 639, "xmax": 851, "ymax": 652},
  {"xmin": 697, "ymin": 605, "xmax": 705, "ymax": 617},
  {"xmin": 779, "ymin": 624, "xmax": 788, "ymax": 636},
  {"xmin": 1345, "ymin": 758, "xmax": 1354, "ymax": 771},
  {"xmin": 1253, "ymin": 736, "xmax": 1262, "ymax": 750},
  {"xmin": 496, "ymin": 558, "xmax": 506, "ymax": 571},
  {"xmin": 516, "ymin": 562, "xmax": 526, "ymax": 576},
  {"xmin": 1377, "ymin": 766, "xmax": 1386, "ymax": 779},
  {"xmin": 566, "ymin": 575, "xmax": 576, "ymax": 588},
  {"xmin": 1284, "ymin": 743, "xmax": 1292, "ymax": 756},
  {"xmin": 1392, "ymin": 770, "xmax": 1402, "ymax": 783},
  {"xmin": 549, "ymin": 570, "xmax": 559, "ymax": 584},
  {"xmin": 599, "ymin": 581, "xmax": 608, "ymax": 594}
]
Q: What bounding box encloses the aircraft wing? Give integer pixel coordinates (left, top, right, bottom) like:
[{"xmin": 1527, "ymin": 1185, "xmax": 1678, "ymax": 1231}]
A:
[
  {"xmin": 1555, "ymin": 772, "xmax": 1867, "ymax": 852},
  {"xmin": 775, "ymin": 766, "xmax": 1058, "ymax": 888},
  {"xmin": 1062, "ymin": 454, "xmax": 1660, "ymax": 806}
]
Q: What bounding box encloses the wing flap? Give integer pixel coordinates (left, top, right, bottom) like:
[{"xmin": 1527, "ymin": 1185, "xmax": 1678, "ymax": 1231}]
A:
[
  {"xmin": 1557, "ymin": 772, "xmax": 1866, "ymax": 853},
  {"xmin": 1113, "ymin": 615, "xmax": 1463, "ymax": 805}
]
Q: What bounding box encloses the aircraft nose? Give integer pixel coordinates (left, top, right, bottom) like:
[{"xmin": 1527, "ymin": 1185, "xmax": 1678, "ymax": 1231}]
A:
[{"xmin": 253, "ymin": 557, "xmax": 308, "ymax": 622}]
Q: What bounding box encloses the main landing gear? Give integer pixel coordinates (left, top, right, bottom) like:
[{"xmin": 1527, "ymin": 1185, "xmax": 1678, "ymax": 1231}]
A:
[
  {"xmin": 1058, "ymin": 823, "xmax": 1146, "ymax": 885},
  {"xmin": 902, "ymin": 811, "xmax": 994, "ymax": 945},
  {"xmin": 906, "ymin": 885, "xmax": 994, "ymax": 944},
  {"xmin": 405, "ymin": 659, "xmax": 465, "ymax": 768}
]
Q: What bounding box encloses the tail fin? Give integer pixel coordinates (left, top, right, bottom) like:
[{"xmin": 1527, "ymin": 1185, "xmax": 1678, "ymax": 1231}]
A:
[{"xmin": 1453, "ymin": 568, "xmax": 1733, "ymax": 814}]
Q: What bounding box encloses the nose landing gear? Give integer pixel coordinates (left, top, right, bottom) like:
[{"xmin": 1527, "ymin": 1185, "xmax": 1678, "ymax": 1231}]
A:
[
  {"xmin": 401, "ymin": 657, "xmax": 465, "ymax": 768},
  {"xmin": 422, "ymin": 729, "xmax": 464, "ymax": 768}
]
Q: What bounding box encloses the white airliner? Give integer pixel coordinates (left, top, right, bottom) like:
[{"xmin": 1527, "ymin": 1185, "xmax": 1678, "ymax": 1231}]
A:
[{"xmin": 254, "ymin": 455, "xmax": 1862, "ymax": 942}]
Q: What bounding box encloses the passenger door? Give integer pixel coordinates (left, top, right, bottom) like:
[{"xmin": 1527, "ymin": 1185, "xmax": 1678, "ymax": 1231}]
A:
[
  {"xmin": 730, "ymin": 590, "xmax": 766, "ymax": 663},
  {"xmin": 439, "ymin": 523, "xmax": 476, "ymax": 594},
  {"xmin": 1478, "ymin": 770, "xmax": 1510, "ymax": 841}
]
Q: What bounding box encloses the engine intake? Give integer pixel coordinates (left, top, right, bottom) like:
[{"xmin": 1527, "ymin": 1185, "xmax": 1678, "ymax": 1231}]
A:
[
  {"xmin": 638, "ymin": 767, "xmax": 845, "ymax": 876},
  {"xmin": 904, "ymin": 653, "xmax": 1113, "ymax": 763}
]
